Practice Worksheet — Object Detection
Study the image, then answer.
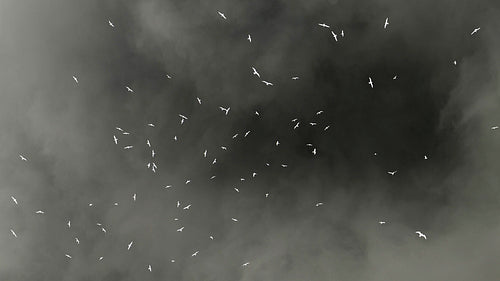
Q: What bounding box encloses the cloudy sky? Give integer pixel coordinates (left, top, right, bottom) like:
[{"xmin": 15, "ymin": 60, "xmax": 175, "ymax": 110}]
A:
[{"xmin": 1, "ymin": 0, "xmax": 500, "ymax": 280}]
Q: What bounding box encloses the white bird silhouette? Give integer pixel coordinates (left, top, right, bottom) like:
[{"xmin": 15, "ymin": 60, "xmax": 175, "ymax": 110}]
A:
[
  {"xmin": 265, "ymin": 193, "xmax": 269, "ymax": 198},
  {"xmin": 212, "ymin": 158, "xmax": 217, "ymax": 164},
  {"xmin": 133, "ymin": 193, "xmax": 136, "ymax": 201},
  {"xmin": 331, "ymin": 31, "xmax": 338, "ymax": 41},
  {"xmin": 210, "ymin": 175, "xmax": 216, "ymax": 179},
  {"xmin": 232, "ymin": 133, "xmax": 238, "ymax": 139},
  {"xmin": 166, "ymin": 74, "xmax": 172, "ymax": 79},
  {"xmin": 316, "ymin": 110, "xmax": 324, "ymax": 115},
  {"xmin": 251, "ymin": 67, "xmax": 260, "ymax": 78},
  {"xmin": 252, "ymin": 172, "xmax": 257, "ymax": 177},
  {"xmin": 75, "ymin": 237, "xmax": 80, "ymax": 244},
  {"xmin": 368, "ymin": 77, "xmax": 374, "ymax": 88},
  {"xmin": 393, "ymin": 75, "xmax": 398, "ymax": 80},
  {"xmin": 35, "ymin": 210, "xmax": 44, "ymax": 214},
  {"xmin": 183, "ymin": 204, "xmax": 191, "ymax": 210},
  {"xmin": 247, "ymin": 34, "xmax": 252, "ymax": 42},
  {"xmin": 219, "ymin": 106, "xmax": 230, "ymax": 115},
  {"xmin": 234, "ymin": 187, "xmax": 240, "ymax": 193},
  {"xmin": 318, "ymin": 23, "xmax": 330, "ymax": 28},
  {"xmin": 324, "ymin": 125, "xmax": 330, "ymax": 131},
  {"xmin": 152, "ymin": 150, "xmax": 155, "ymax": 158},
  {"xmin": 221, "ymin": 146, "xmax": 227, "ymax": 150},
  {"xmin": 148, "ymin": 265, "xmax": 152, "ymax": 272},
  {"xmin": 341, "ymin": 30, "xmax": 344, "ymax": 37},
  {"xmin": 217, "ymin": 11, "xmax": 226, "ymax": 20},
  {"xmin": 197, "ymin": 97, "xmax": 202, "ymax": 104},
  {"xmin": 203, "ymin": 149, "xmax": 207, "ymax": 157},
  {"xmin": 379, "ymin": 221, "xmax": 386, "ymax": 224},
  {"xmin": 19, "ymin": 155, "xmax": 28, "ymax": 161},
  {"xmin": 281, "ymin": 164, "xmax": 288, "ymax": 168},
  {"xmin": 309, "ymin": 122, "xmax": 317, "ymax": 126},
  {"xmin": 210, "ymin": 235, "xmax": 214, "ymax": 240},
  {"xmin": 262, "ymin": 80, "xmax": 273, "ymax": 86},
  {"xmin": 146, "ymin": 139, "xmax": 151, "ymax": 147},
  {"xmin": 177, "ymin": 201, "xmax": 180, "ymax": 208},
  {"xmin": 99, "ymin": 256, "xmax": 103, "ymax": 261},
  {"xmin": 255, "ymin": 111, "xmax": 260, "ymax": 116},
  {"xmin": 242, "ymin": 262, "xmax": 250, "ymax": 267},
  {"xmin": 276, "ymin": 140, "xmax": 280, "ymax": 146},
  {"xmin": 424, "ymin": 155, "xmax": 428, "ymax": 160},
  {"xmin": 125, "ymin": 86, "xmax": 133, "ymax": 93},
  {"xmin": 471, "ymin": 27, "xmax": 480, "ymax": 35},
  {"xmin": 67, "ymin": 220, "xmax": 71, "ymax": 228},
  {"xmin": 387, "ymin": 171, "xmax": 397, "ymax": 175},
  {"xmin": 164, "ymin": 185, "xmax": 172, "ymax": 189},
  {"xmin": 179, "ymin": 114, "xmax": 188, "ymax": 120},
  {"xmin": 312, "ymin": 148, "xmax": 317, "ymax": 155},
  {"xmin": 108, "ymin": 20, "xmax": 114, "ymax": 28},
  {"xmin": 115, "ymin": 127, "xmax": 123, "ymax": 132},
  {"xmin": 453, "ymin": 60, "xmax": 457, "ymax": 65},
  {"xmin": 65, "ymin": 254, "xmax": 72, "ymax": 259},
  {"xmin": 177, "ymin": 226, "xmax": 184, "ymax": 232},
  {"xmin": 292, "ymin": 76, "xmax": 300, "ymax": 80},
  {"xmin": 294, "ymin": 122, "xmax": 300, "ymax": 129},
  {"xmin": 113, "ymin": 135, "xmax": 118, "ymax": 144},
  {"xmin": 384, "ymin": 17, "xmax": 389, "ymax": 29},
  {"xmin": 192, "ymin": 251, "xmax": 199, "ymax": 256},
  {"xmin": 147, "ymin": 123, "xmax": 155, "ymax": 127},
  {"xmin": 127, "ymin": 241, "xmax": 133, "ymax": 250},
  {"xmin": 124, "ymin": 145, "xmax": 133, "ymax": 149},
  {"xmin": 101, "ymin": 227, "xmax": 107, "ymax": 234},
  {"xmin": 415, "ymin": 231, "xmax": 427, "ymax": 239},
  {"xmin": 10, "ymin": 229, "xmax": 17, "ymax": 238},
  {"xmin": 244, "ymin": 130, "xmax": 251, "ymax": 137},
  {"xmin": 185, "ymin": 179, "xmax": 191, "ymax": 184},
  {"xmin": 315, "ymin": 202, "xmax": 323, "ymax": 207},
  {"xmin": 231, "ymin": 218, "xmax": 238, "ymax": 222},
  {"xmin": 491, "ymin": 126, "xmax": 498, "ymax": 130},
  {"xmin": 72, "ymin": 75, "xmax": 79, "ymax": 84},
  {"xmin": 11, "ymin": 196, "xmax": 18, "ymax": 205}
]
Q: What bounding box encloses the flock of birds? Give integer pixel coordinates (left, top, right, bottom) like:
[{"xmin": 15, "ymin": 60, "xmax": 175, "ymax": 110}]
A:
[{"xmin": 8, "ymin": 10, "xmax": 495, "ymax": 276}]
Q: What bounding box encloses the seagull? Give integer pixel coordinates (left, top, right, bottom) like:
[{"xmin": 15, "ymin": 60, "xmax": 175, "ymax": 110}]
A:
[
  {"xmin": 281, "ymin": 164, "xmax": 288, "ymax": 168},
  {"xmin": 219, "ymin": 106, "xmax": 230, "ymax": 115},
  {"xmin": 232, "ymin": 133, "xmax": 238, "ymax": 139},
  {"xmin": 196, "ymin": 97, "xmax": 202, "ymax": 104},
  {"xmin": 262, "ymin": 80, "xmax": 273, "ymax": 86},
  {"xmin": 133, "ymin": 193, "xmax": 136, "ymax": 201},
  {"xmin": 247, "ymin": 34, "xmax": 252, "ymax": 42},
  {"xmin": 453, "ymin": 60, "xmax": 457, "ymax": 65},
  {"xmin": 316, "ymin": 110, "xmax": 324, "ymax": 115},
  {"xmin": 164, "ymin": 185, "xmax": 172, "ymax": 189},
  {"xmin": 185, "ymin": 179, "xmax": 191, "ymax": 184},
  {"xmin": 471, "ymin": 27, "xmax": 480, "ymax": 35},
  {"xmin": 113, "ymin": 135, "xmax": 118, "ymax": 144},
  {"xmin": 177, "ymin": 201, "xmax": 180, "ymax": 208},
  {"xmin": 19, "ymin": 155, "xmax": 28, "ymax": 161},
  {"xmin": 75, "ymin": 237, "xmax": 80, "ymax": 244},
  {"xmin": 147, "ymin": 265, "xmax": 152, "ymax": 272},
  {"xmin": 171, "ymin": 259, "xmax": 176, "ymax": 263},
  {"xmin": 387, "ymin": 171, "xmax": 397, "ymax": 175},
  {"xmin": 315, "ymin": 202, "xmax": 323, "ymax": 207},
  {"xmin": 212, "ymin": 158, "xmax": 217, "ymax": 164},
  {"xmin": 99, "ymin": 256, "xmax": 103, "ymax": 261},
  {"xmin": 384, "ymin": 17, "xmax": 389, "ymax": 29},
  {"xmin": 179, "ymin": 114, "xmax": 188, "ymax": 120},
  {"xmin": 146, "ymin": 139, "xmax": 151, "ymax": 147},
  {"xmin": 275, "ymin": 140, "xmax": 280, "ymax": 146},
  {"xmin": 115, "ymin": 127, "xmax": 124, "ymax": 132},
  {"xmin": 125, "ymin": 86, "xmax": 133, "ymax": 93},
  {"xmin": 306, "ymin": 143, "xmax": 313, "ymax": 147},
  {"xmin": 174, "ymin": 135, "xmax": 178, "ymax": 141},
  {"xmin": 341, "ymin": 30, "xmax": 344, "ymax": 37},
  {"xmin": 424, "ymin": 155, "xmax": 428, "ymax": 160},
  {"xmin": 294, "ymin": 122, "xmax": 300, "ymax": 129},
  {"xmin": 242, "ymin": 262, "xmax": 250, "ymax": 267},
  {"xmin": 177, "ymin": 226, "xmax": 185, "ymax": 232},
  {"xmin": 318, "ymin": 23, "xmax": 330, "ymax": 28},
  {"xmin": 251, "ymin": 67, "xmax": 260, "ymax": 78},
  {"xmin": 209, "ymin": 235, "xmax": 214, "ymax": 240},
  {"xmin": 231, "ymin": 218, "xmax": 238, "ymax": 222},
  {"xmin": 203, "ymin": 149, "xmax": 207, "ymax": 157},
  {"xmin": 255, "ymin": 111, "xmax": 260, "ymax": 116},
  {"xmin": 123, "ymin": 145, "xmax": 133, "ymax": 149},
  {"xmin": 324, "ymin": 125, "xmax": 330, "ymax": 131},
  {"xmin": 393, "ymin": 75, "xmax": 398, "ymax": 80},
  {"xmin": 11, "ymin": 196, "xmax": 18, "ymax": 205},
  {"xmin": 72, "ymin": 75, "xmax": 79, "ymax": 84},
  {"xmin": 217, "ymin": 11, "xmax": 226, "ymax": 20},
  {"xmin": 221, "ymin": 146, "xmax": 227, "ymax": 150},
  {"xmin": 152, "ymin": 150, "xmax": 155, "ymax": 158},
  {"xmin": 210, "ymin": 175, "xmax": 216, "ymax": 179},
  {"xmin": 379, "ymin": 221, "xmax": 386, "ymax": 225},
  {"xmin": 65, "ymin": 254, "xmax": 72, "ymax": 259},
  {"xmin": 331, "ymin": 31, "xmax": 338, "ymax": 41},
  {"xmin": 292, "ymin": 118, "xmax": 298, "ymax": 122},
  {"xmin": 122, "ymin": 131, "xmax": 130, "ymax": 135},
  {"xmin": 108, "ymin": 20, "xmax": 114, "ymax": 27},
  {"xmin": 147, "ymin": 123, "xmax": 155, "ymax": 127},
  {"xmin": 244, "ymin": 131, "xmax": 251, "ymax": 137},
  {"xmin": 183, "ymin": 204, "xmax": 191, "ymax": 210},
  {"xmin": 291, "ymin": 76, "xmax": 300, "ymax": 80},
  {"xmin": 10, "ymin": 229, "xmax": 17, "ymax": 238},
  {"xmin": 234, "ymin": 187, "xmax": 240, "ymax": 193},
  {"xmin": 166, "ymin": 74, "xmax": 172, "ymax": 79},
  {"xmin": 192, "ymin": 251, "xmax": 199, "ymax": 256},
  {"xmin": 35, "ymin": 210, "xmax": 44, "ymax": 214},
  {"xmin": 67, "ymin": 220, "xmax": 71, "ymax": 228},
  {"xmin": 309, "ymin": 122, "xmax": 317, "ymax": 126},
  {"xmin": 415, "ymin": 231, "xmax": 427, "ymax": 240},
  {"xmin": 127, "ymin": 241, "xmax": 133, "ymax": 250},
  {"xmin": 491, "ymin": 126, "xmax": 499, "ymax": 130},
  {"xmin": 252, "ymin": 172, "xmax": 257, "ymax": 177},
  {"xmin": 368, "ymin": 77, "xmax": 374, "ymax": 88},
  {"xmin": 101, "ymin": 227, "xmax": 107, "ymax": 234},
  {"xmin": 312, "ymin": 148, "xmax": 317, "ymax": 155}
]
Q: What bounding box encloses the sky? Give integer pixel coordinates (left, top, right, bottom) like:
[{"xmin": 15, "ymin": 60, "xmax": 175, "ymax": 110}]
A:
[{"xmin": 1, "ymin": 0, "xmax": 500, "ymax": 280}]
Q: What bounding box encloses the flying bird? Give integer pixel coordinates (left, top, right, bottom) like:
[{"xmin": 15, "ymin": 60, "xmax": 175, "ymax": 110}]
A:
[
  {"xmin": 231, "ymin": 218, "xmax": 238, "ymax": 222},
  {"xmin": 67, "ymin": 220, "xmax": 71, "ymax": 228},
  {"xmin": 127, "ymin": 241, "xmax": 134, "ymax": 250},
  {"xmin": 294, "ymin": 122, "xmax": 300, "ymax": 129},
  {"xmin": 387, "ymin": 171, "xmax": 397, "ymax": 175},
  {"xmin": 384, "ymin": 17, "xmax": 389, "ymax": 29},
  {"xmin": 125, "ymin": 86, "xmax": 133, "ymax": 93},
  {"xmin": 247, "ymin": 34, "xmax": 252, "ymax": 42},
  {"xmin": 11, "ymin": 196, "xmax": 18, "ymax": 205},
  {"xmin": 108, "ymin": 20, "xmax": 114, "ymax": 27},
  {"xmin": 393, "ymin": 75, "xmax": 398, "ymax": 80},
  {"xmin": 244, "ymin": 131, "xmax": 251, "ymax": 137},
  {"xmin": 316, "ymin": 110, "xmax": 324, "ymax": 115},
  {"xmin": 251, "ymin": 67, "xmax": 260, "ymax": 78},
  {"xmin": 123, "ymin": 145, "xmax": 133, "ymax": 149},
  {"xmin": 341, "ymin": 30, "xmax": 344, "ymax": 37},
  {"xmin": 19, "ymin": 155, "xmax": 28, "ymax": 161},
  {"xmin": 148, "ymin": 265, "xmax": 152, "ymax": 272},
  {"xmin": 318, "ymin": 23, "xmax": 330, "ymax": 28},
  {"xmin": 217, "ymin": 11, "xmax": 226, "ymax": 20},
  {"xmin": 416, "ymin": 231, "xmax": 427, "ymax": 239},
  {"xmin": 113, "ymin": 135, "xmax": 118, "ymax": 144},
  {"xmin": 292, "ymin": 76, "xmax": 300, "ymax": 80},
  {"xmin": 234, "ymin": 187, "xmax": 240, "ymax": 193},
  {"xmin": 177, "ymin": 227, "xmax": 184, "ymax": 232},
  {"xmin": 379, "ymin": 221, "xmax": 386, "ymax": 225},
  {"xmin": 72, "ymin": 75, "xmax": 78, "ymax": 84},
  {"xmin": 196, "ymin": 97, "xmax": 202, "ymax": 104},
  {"xmin": 183, "ymin": 204, "xmax": 191, "ymax": 210},
  {"xmin": 219, "ymin": 106, "xmax": 230, "ymax": 115},
  {"xmin": 10, "ymin": 229, "xmax": 17, "ymax": 238},
  {"xmin": 146, "ymin": 139, "xmax": 150, "ymax": 147},
  {"xmin": 65, "ymin": 254, "xmax": 72, "ymax": 259},
  {"xmin": 242, "ymin": 262, "xmax": 250, "ymax": 267},
  {"xmin": 368, "ymin": 77, "xmax": 374, "ymax": 88},
  {"xmin": 75, "ymin": 237, "xmax": 80, "ymax": 244},
  {"xmin": 331, "ymin": 31, "xmax": 338, "ymax": 41},
  {"xmin": 133, "ymin": 193, "xmax": 136, "ymax": 201},
  {"xmin": 471, "ymin": 27, "xmax": 480, "ymax": 35},
  {"xmin": 491, "ymin": 126, "xmax": 498, "ymax": 130},
  {"xmin": 35, "ymin": 210, "xmax": 44, "ymax": 214},
  {"xmin": 147, "ymin": 123, "xmax": 155, "ymax": 127},
  {"xmin": 192, "ymin": 251, "xmax": 199, "ymax": 256},
  {"xmin": 179, "ymin": 114, "xmax": 188, "ymax": 120},
  {"xmin": 203, "ymin": 149, "xmax": 207, "ymax": 157},
  {"xmin": 315, "ymin": 202, "xmax": 324, "ymax": 207},
  {"xmin": 262, "ymin": 80, "xmax": 273, "ymax": 86}
]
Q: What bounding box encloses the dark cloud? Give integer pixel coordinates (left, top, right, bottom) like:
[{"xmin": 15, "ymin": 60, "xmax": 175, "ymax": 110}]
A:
[{"xmin": 1, "ymin": 0, "xmax": 500, "ymax": 280}]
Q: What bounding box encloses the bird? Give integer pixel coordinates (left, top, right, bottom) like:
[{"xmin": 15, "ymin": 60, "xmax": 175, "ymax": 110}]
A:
[
  {"xmin": 192, "ymin": 251, "xmax": 199, "ymax": 256},
  {"xmin": 127, "ymin": 241, "xmax": 133, "ymax": 250},
  {"xmin": 147, "ymin": 265, "xmax": 152, "ymax": 272},
  {"xmin": 312, "ymin": 148, "xmax": 317, "ymax": 155},
  {"xmin": 196, "ymin": 97, "xmax": 202, "ymax": 104},
  {"xmin": 281, "ymin": 164, "xmax": 288, "ymax": 168},
  {"xmin": 146, "ymin": 139, "xmax": 151, "ymax": 147},
  {"xmin": 122, "ymin": 131, "xmax": 130, "ymax": 135},
  {"xmin": 453, "ymin": 60, "xmax": 457, "ymax": 65},
  {"xmin": 393, "ymin": 75, "xmax": 398, "ymax": 80},
  {"xmin": 209, "ymin": 235, "xmax": 214, "ymax": 240},
  {"xmin": 262, "ymin": 80, "xmax": 273, "ymax": 86},
  {"xmin": 331, "ymin": 31, "xmax": 338, "ymax": 41},
  {"xmin": 72, "ymin": 75, "xmax": 79, "ymax": 84},
  {"xmin": 384, "ymin": 17, "xmax": 389, "ymax": 29},
  {"xmin": 315, "ymin": 202, "xmax": 323, "ymax": 207},
  {"xmin": 341, "ymin": 30, "xmax": 344, "ymax": 37},
  {"xmin": 101, "ymin": 227, "xmax": 107, "ymax": 234},
  {"xmin": 217, "ymin": 11, "xmax": 226, "ymax": 20},
  {"xmin": 166, "ymin": 74, "xmax": 172, "ymax": 79},
  {"xmin": 491, "ymin": 126, "xmax": 499, "ymax": 130},
  {"xmin": 232, "ymin": 133, "xmax": 238, "ymax": 139},
  {"xmin": 115, "ymin": 127, "xmax": 124, "ymax": 132},
  {"xmin": 210, "ymin": 175, "xmax": 216, "ymax": 179},
  {"xmin": 125, "ymin": 86, "xmax": 133, "ymax": 93},
  {"xmin": 424, "ymin": 155, "xmax": 428, "ymax": 160},
  {"xmin": 203, "ymin": 149, "xmax": 207, "ymax": 157},
  {"xmin": 171, "ymin": 259, "xmax": 176, "ymax": 263},
  {"xmin": 75, "ymin": 237, "xmax": 80, "ymax": 244},
  {"xmin": 124, "ymin": 146, "xmax": 133, "ymax": 149},
  {"xmin": 183, "ymin": 204, "xmax": 191, "ymax": 210},
  {"xmin": 219, "ymin": 106, "xmax": 230, "ymax": 115},
  {"xmin": 378, "ymin": 221, "xmax": 386, "ymax": 225},
  {"xmin": 179, "ymin": 114, "xmax": 188, "ymax": 120},
  {"xmin": 265, "ymin": 193, "xmax": 269, "ymax": 198},
  {"xmin": 212, "ymin": 158, "xmax": 217, "ymax": 164},
  {"xmin": 19, "ymin": 155, "xmax": 28, "ymax": 161},
  {"xmin": 147, "ymin": 123, "xmax": 155, "ymax": 127},
  {"xmin": 10, "ymin": 229, "xmax": 17, "ymax": 238},
  {"xmin": 35, "ymin": 210, "xmax": 44, "ymax": 214},
  {"xmin": 113, "ymin": 135, "xmax": 118, "ymax": 144},
  {"xmin": 471, "ymin": 27, "xmax": 480, "ymax": 35},
  {"xmin": 255, "ymin": 111, "xmax": 260, "ymax": 116},
  {"xmin": 65, "ymin": 254, "xmax": 72, "ymax": 259},
  {"xmin": 324, "ymin": 125, "xmax": 330, "ymax": 131},
  {"xmin": 11, "ymin": 196, "xmax": 18, "ymax": 205},
  {"xmin": 177, "ymin": 226, "xmax": 184, "ymax": 232},
  {"xmin": 252, "ymin": 172, "xmax": 257, "ymax": 177},
  {"xmin": 318, "ymin": 23, "xmax": 330, "ymax": 28},
  {"xmin": 247, "ymin": 34, "xmax": 252, "ymax": 42},
  {"xmin": 231, "ymin": 218, "xmax": 238, "ymax": 222},
  {"xmin": 185, "ymin": 179, "xmax": 191, "ymax": 184},
  {"xmin": 387, "ymin": 171, "xmax": 397, "ymax": 175},
  {"xmin": 309, "ymin": 122, "xmax": 317, "ymax": 126},
  {"xmin": 251, "ymin": 67, "xmax": 260, "ymax": 78},
  {"xmin": 415, "ymin": 231, "xmax": 427, "ymax": 240},
  {"xmin": 221, "ymin": 146, "xmax": 227, "ymax": 150},
  {"xmin": 67, "ymin": 220, "xmax": 71, "ymax": 228},
  {"xmin": 292, "ymin": 76, "xmax": 300, "ymax": 80},
  {"xmin": 316, "ymin": 110, "xmax": 324, "ymax": 115},
  {"xmin": 294, "ymin": 122, "xmax": 300, "ymax": 129},
  {"xmin": 275, "ymin": 140, "xmax": 280, "ymax": 146},
  {"xmin": 152, "ymin": 150, "xmax": 155, "ymax": 158},
  {"xmin": 99, "ymin": 256, "xmax": 104, "ymax": 261},
  {"xmin": 234, "ymin": 187, "xmax": 240, "ymax": 193},
  {"xmin": 177, "ymin": 201, "xmax": 180, "ymax": 208},
  {"xmin": 108, "ymin": 20, "xmax": 114, "ymax": 27},
  {"xmin": 368, "ymin": 77, "xmax": 374, "ymax": 88},
  {"xmin": 242, "ymin": 262, "xmax": 250, "ymax": 267},
  {"xmin": 133, "ymin": 193, "xmax": 136, "ymax": 201},
  {"xmin": 164, "ymin": 185, "xmax": 172, "ymax": 189},
  {"xmin": 244, "ymin": 131, "xmax": 251, "ymax": 137}
]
